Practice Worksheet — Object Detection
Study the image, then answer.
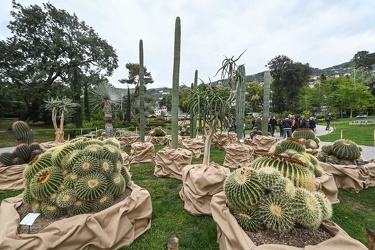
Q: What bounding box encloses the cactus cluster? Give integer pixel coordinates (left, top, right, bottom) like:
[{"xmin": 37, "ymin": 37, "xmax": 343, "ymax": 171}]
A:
[
  {"xmin": 12, "ymin": 121, "xmax": 34, "ymax": 145},
  {"xmin": 224, "ymin": 167, "xmax": 332, "ymax": 233},
  {"xmin": 292, "ymin": 128, "xmax": 320, "ymax": 149},
  {"xmin": 21, "ymin": 137, "xmax": 131, "ymax": 218},
  {"xmin": 0, "ymin": 143, "xmax": 44, "ymax": 166},
  {"xmin": 317, "ymin": 139, "xmax": 363, "ymax": 165},
  {"xmin": 149, "ymin": 126, "xmax": 166, "ymax": 137}
]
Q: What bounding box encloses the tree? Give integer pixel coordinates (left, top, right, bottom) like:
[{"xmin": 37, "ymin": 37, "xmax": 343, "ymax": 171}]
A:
[
  {"xmin": 245, "ymin": 80, "xmax": 264, "ymax": 113},
  {"xmin": 0, "ymin": 1, "xmax": 118, "ymax": 121},
  {"xmin": 119, "ymin": 63, "xmax": 154, "ymax": 97},
  {"xmin": 353, "ymin": 51, "xmax": 375, "ymax": 71},
  {"xmin": 44, "ymin": 96, "xmax": 80, "ymax": 142},
  {"xmin": 90, "ymin": 83, "xmax": 121, "ymax": 138},
  {"xmin": 267, "ymin": 55, "xmax": 311, "ymax": 114}
]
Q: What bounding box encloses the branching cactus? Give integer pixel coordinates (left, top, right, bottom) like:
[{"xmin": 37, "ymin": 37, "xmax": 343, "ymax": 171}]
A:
[
  {"xmin": 22, "ymin": 138, "xmax": 132, "ymax": 218},
  {"xmin": 12, "ymin": 121, "xmax": 34, "ymax": 145}
]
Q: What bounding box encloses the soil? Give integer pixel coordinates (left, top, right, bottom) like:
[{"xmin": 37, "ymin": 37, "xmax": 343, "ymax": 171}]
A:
[
  {"xmin": 17, "ymin": 188, "xmax": 132, "ymax": 234},
  {"xmin": 247, "ymin": 224, "xmax": 333, "ymax": 247}
]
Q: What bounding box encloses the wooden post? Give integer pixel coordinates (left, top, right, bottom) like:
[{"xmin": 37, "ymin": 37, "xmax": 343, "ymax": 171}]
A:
[
  {"xmin": 168, "ymin": 236, "xmax": 179, "ymax": 250},
  {"xmin": 340, "ymin": 129, "xmax": 343, "ymax": 139},
  {"xmin": 367, "ymin": 228, "xmax": 375, "ymax": 250}
]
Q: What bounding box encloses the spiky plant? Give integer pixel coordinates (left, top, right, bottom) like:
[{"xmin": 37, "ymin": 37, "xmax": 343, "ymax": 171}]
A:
[
  {"xmin": 75, "ymin": 173, "xmax": 108, "ymax": 201},
  {"xmin": 331, "ymin": 139, "xmax": 361, "ymax": 160},
  {"xmin": 56, "ymin": 189, "xmax": 78, "ymax": 208},
  {"xmin": 280, "ymin": 138, "xmax": 306, "ymax": 153},
  {"xmin": 12, "ymin": 120, "xmax": 34, "ymax": 145},
  {"xmin": 233, "ymin": 208, "xmax": 261, "ymax": 232},
  {"xmin": 92, "ymin": 192, "xmax": 114, "ymax": 212},
  {"xmin": 314, "ymin": 192, "xmax": 333, "ymax": 221},
  {"xmin": 29, "ymin": 166, "xmax": 64, "ymax": 200},
  {"xmin": 292, "ymin": 128, "xmax": 316, "ymax": 140},
  {"xmin": 41, "ymin": 200, "xmax": 66, "ymax": 219},
  {"xmin": 224, "ymin": 167, "xmax": 264, "ymax": 211},
  {"xmin": 67, "ymin": 200, "xmax": 92, "ymax": 216},
  {"xmin": 293, "ymin": 188, "xmax": 323, "ymax": 230},
  {"xmin": 72, "ymin": 155, "xmax": 100, "ymax": 176},
  {"xmin": 258, "ymin": 195, "xmax": 295, "ymax": 233}
]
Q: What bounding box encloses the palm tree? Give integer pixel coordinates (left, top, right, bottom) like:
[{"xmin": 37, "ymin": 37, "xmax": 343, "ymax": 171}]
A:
[{"xmin": 90, "ymin": 83, "xmax": 121, "ymax": 138}]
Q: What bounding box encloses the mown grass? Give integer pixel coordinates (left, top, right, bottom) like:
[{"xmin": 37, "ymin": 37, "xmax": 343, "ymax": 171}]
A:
[
  {"xmin": 0, "ymin": 118, "xmax": 374, "ymax": 248},
  {"xmin": 318, "ymin": 116, "xmax": 375, "ymax": 146}
]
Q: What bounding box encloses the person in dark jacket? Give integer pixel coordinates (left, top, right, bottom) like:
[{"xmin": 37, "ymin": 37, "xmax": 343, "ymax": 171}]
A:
[
  {"xmin": 282, "ymin": 116, "xmax": 292, "ymax": 138},
  {"xmin": 269, "ymin": 116, "xmax": 277, "ymax": 136},
  {"xmin": 325, "ymin": 112, "xmax": 332, "ymax": 130},
  {"xmin": 309, "ymin": 117, "xmax": 316, "ymax": 132}
]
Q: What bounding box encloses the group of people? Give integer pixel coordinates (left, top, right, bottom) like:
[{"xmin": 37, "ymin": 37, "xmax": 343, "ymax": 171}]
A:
[{"xmin": 275, "ymin": 115, "xmax": 318, "ymax": 138}]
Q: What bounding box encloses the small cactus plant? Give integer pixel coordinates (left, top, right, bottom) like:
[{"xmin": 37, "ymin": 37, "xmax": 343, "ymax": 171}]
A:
[
  {"xmin": 0, "ymin": 143, "xmax": 44, "ymax": 166},
  {"xmin": 12, "ymin": 121, "xmax": 34, "ymax": 145}
]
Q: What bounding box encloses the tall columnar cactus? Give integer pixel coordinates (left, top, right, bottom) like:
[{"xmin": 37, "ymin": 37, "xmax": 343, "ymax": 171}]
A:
[
  {"xmin": 139, "ymin": 39, "xmax": 146, "ymax": 143},
  {"xmin": 262, "ymin": 70, "xmax": 271, "ymax": 136},
  {"xmin": 235, "ymin": 65, "xmax": 246, "ymax": 141},
  {"xmin": 22, "ymin": 138, "xmax": 131, "ymax": 218},
  {"xmin": 190, "ymin": 70, "xmax": 198, "ymax": 138},
  {"xmin": 12, "ymin": 121, "xmax": 34, "ymax": 145},
  {"xmin": 171, "ymin": 16, "xmax": 181, "ymax": 149}
]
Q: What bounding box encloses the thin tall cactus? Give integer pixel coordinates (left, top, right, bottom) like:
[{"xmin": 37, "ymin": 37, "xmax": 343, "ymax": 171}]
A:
[
  {"xmin": 139, "ymin": 39, "xmax": 145, "ymax": 142},
  {"xmin": 171, "ymin": 17, "xmax": 181, "ymax": 149},
  {"xmin": 262, "ymin": 70, "xmax": 271, "ymax": 135},
  {"xmin": 190, "ymin": 70, "xmax": 198, "ymax": 138},
  {"xmin": 235, "ymin": 65, "xmax": 246, "ymax": 141}
]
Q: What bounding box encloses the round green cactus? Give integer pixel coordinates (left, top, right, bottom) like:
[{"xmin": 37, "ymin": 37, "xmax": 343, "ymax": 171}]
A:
[
  {"xmin": 224, "ymin": 167, "xmax": 265, "ymax": 211},
  {"xmin": 251, "ymin": 154, "xmax": 316, "ymax": 191},
  {"xmin": 67, "ymin": 199, "xmax": 92, "ymax": 216},
  {"xmin": 271, "ymin": 177, "xmax": 296, "ymax": 199},
  {"xmin": 120, "ymin": 166, "xmax": 131, "ymax": 185},
  {"xmin": 56, "ymin": 189, "xmax": 78, "ymax": 208},
  {"xmin": 321, "ymin": 145, "xmax": 333, "ymax": 155},
  {"xmin": 63, "ymin": 173, "xmax": 79, "ymax": 189},
  {"xmin": 293, "ymin": 188, "xmax": 323, "ymax": 229},
  {"xmin": 292, "ymin": 128, "xmax": 316, "ymax": 140},
  {"xmin": 106, "ymin": 172, "xmax": 126, "ymax": 196},
  {"xmin": 75, "ymin": 173, "xmax": 107, "ymax": 201},
  {"xmin": 99, "ymin": 159, "xmax": 115, "ymax": 176},
  {"xmin": 23, "ymin": 152, "xmax": 53, "ymax": 179},
  {"xmin": 31, "ymin": 201, "xmax": 41, "ymax": 213},
  {"xmin": 103, "ymin": 138, "xmax": 121, "ymax": 149},
  {"xmin": 102, "ymin": 144, "xmax": 120, "ymax": 162},
  {"xmin": 92, "ymin": 192, "xmax": 114, "ymax": 212},
  {"xmin": 257, "ymin": 167, "xmax": 283, "ymax": 190},
  {"xmin": 313, "ymin": 192, "xmax": 332, "ymax": 221},
  {"xmin": 0, "ymin": 152, "xmax": 14, "ymax": 166},
  {"xmin": 280, "ymin": 138, "xmax": 306, "ymax": 153},
  {"xmin": 326, "ymin": 154, "xmax": 340, "ymax": 164},
  {"xmin": 12, "ymin": 156, "xmax": 26, "ymax": 165},
  {"xmin": 14, "ymin": 144, "xmax": 31, "ymax": 162},
  {"xmin": 51, "ymin": 144, "xmax": 76, "ymax": 167},
  {"xmin": 60, "ymin": 150, "xmax": 81, "ymax": 172},
  {"xmin": 41, "ymin": 200, "xmax": 66, "ymax": 219},
  {"xmin": 72, "ymin": 155, "xmax": 100, "ymax": 176},
  {"xmin": 316, "ymin": 152, "xmax": 329, "ymax": 162},
  {"xmin": 83, "ymin": 144, "xmax": 104, "ymax": 159},
  {"xmin": 269, "ymin": 141, "xmax": 283, "ymax": 155},
  {"xmin": 258, "ymin": 195, "xmax": 295, "ymax": 233},
  {"xmin": 313, "ymin": 164, "xmax": 325, "ymax": 177},
  {"xmin": 305, "ymin": 139, "xmax": 318, "ymax": 149},
  {"xmin": 22, "ymin": 187, "xmax": 33, "ymax": 204},
  {"xmin": 233, "ymin": 208, "xmax": 261, "ymax": 232},
  {"xmin": 331, "ymin": 139, "xmax": 361, "ymax": 160},
  {"xmin": 29, "ymin": 142, "xmax": 43, "ymax": 152},
  {"xmin": 29, "ymin": 166, "xmax": 64, "ymax": 200}
]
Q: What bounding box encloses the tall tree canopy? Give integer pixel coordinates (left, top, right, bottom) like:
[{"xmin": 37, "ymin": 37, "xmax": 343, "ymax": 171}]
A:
[
  {"xmin": 267, "ymin": 55, "xmax": 311, "ymax": 114},
  {"xmin": 0, "ymin": 1, "xmax": 118, "ymax": 121}
]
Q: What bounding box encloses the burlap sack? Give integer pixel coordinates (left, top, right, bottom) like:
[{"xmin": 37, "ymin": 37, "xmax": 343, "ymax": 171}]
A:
[
  {"xmin": 40, "ymin": 141, "xmax": 66, "ymax": 150},
  {"xmin": 319, "ymin": 162, "xmax": 375, "ymax": 193},
  {"xmin": 121, "ymin": 151, "xmax": 131, "ymax": 170},
  {"xmin": 116, "ymin": 136, "xmax": 140, "ymax": 148},
  {"xmin": 148, "ymin": 136, "xmax": 170, "ymax": 145},
  {"xmin": 211, "ymin": 191, "xmax": 367, "ymax": 250},
  {"xmin": 0, "ymin": 183, "xmax": 152, "ymax": 250},
  {"xmin": 180, "ymin": 138, "xmax": 205, "ymax": 158},
  {"xmin": 223, "ymin": 144, "xmax": 254, "ymax": 168},
  {"xmin": 0, "ymin": 164, "xmax": 26, "ymax": 192},
  {"xmin": 248, "ymin": 135, "xmax": 278, "ymax": 155},
  {"xmin": 154, "ymin": 147, "xmax": 193, "ymax": 180},
  {"xmin": 212, "ymin": 132, "xmax": 238, "ymax": 149},
  {"xmin": 130, "ymin": 142, "xmax": 155, "ymax": 164},
  {"xmin": 314, "ymin": 172, "xmax": 340, "ymax": 204},
  {"xmin": 179, "ymin": 163, "xmax": 230, "ymax": 216}
]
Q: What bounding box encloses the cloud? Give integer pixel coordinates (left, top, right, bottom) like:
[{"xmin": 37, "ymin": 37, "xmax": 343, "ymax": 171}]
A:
[{"xmin": 1, "ymin": 0, "xmax": 374, "ymax": 89}]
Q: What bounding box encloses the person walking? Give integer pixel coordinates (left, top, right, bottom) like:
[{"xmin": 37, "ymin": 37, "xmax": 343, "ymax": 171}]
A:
[
  {"xmin": 282, "ymin": 115, "xmax": 292, "ymax": 138},
  {"xmin": 325, "ymin": 112, "xmax": 332, "ymax": 130},
  {"xmin": 269, "ymin": 116, "xmax": 277, "ymax": 136},
  {"xmin": 309, "ymin": 117, "xmax": 316, "ymax": 132}
]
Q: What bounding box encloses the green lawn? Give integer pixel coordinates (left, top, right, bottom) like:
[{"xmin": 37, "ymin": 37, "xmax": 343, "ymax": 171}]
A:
[{"xmin": 0, "ymin": 118, "xmax": 374, "ymax": 248}]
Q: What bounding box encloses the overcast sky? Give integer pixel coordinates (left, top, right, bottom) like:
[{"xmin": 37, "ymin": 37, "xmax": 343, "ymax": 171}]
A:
[{"xmin": 1, "ymin": 0, "xmax": 374, "ymax": 89}]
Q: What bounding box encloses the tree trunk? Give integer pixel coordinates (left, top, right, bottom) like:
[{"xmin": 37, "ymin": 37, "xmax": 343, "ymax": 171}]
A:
[{"xmin": 171, "ymin": 17, "xmax": 181, "ymax": 149}]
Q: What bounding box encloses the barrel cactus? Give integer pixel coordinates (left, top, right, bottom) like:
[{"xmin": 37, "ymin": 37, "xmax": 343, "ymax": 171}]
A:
[
  {"xmin": 149, "ymin": 126, "xmax": 166, "ymax": 137},
  {"xmin": 12, "ymin": 120, "xmax": 34, "ymax": 145},
  {"xmin": 22, "ymin": 138, "xmax": 132, "ymax": 218},
  {"xmin": 232, "ymin": 208, "xmax": 261, "ymax": 232},
  {"xmin": 224, "ymin": 167, "xmax": 265, "ymax": 211},
  {"xmin": 292, "ymin": 128, "xmax": 316, "ymax": 140},
  {"xmin": 0, "ymin": 143, "xmax": 44, "ymax": 167},
  {"xmin": 331, "ymin": 139, "xmax": 361, "ymax": 160},
  {"xmin": 280, "ymin": 138, "xmax": 306, "ymax": 153}
]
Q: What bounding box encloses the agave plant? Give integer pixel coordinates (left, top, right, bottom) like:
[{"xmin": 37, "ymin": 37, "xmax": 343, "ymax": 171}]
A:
[{"xmin": 90, "ymin": 83, "xmax": 121, "ymax": 138}]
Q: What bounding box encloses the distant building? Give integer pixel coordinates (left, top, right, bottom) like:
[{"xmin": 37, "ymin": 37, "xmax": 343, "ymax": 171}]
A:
[{"xmin": 154, "ymin": 106, "xmax": 168, "ymax": 116}]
